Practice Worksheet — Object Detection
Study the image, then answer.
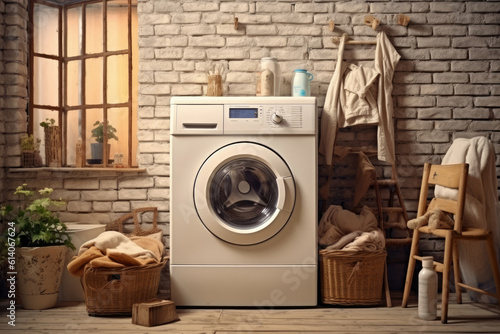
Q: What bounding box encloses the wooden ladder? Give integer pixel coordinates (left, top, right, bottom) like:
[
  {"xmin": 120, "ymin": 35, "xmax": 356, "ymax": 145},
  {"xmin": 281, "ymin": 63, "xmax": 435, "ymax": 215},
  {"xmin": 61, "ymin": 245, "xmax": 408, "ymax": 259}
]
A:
[{"xmin": 362, "ymin": 150, "xmax": 412, "ymax": 308}]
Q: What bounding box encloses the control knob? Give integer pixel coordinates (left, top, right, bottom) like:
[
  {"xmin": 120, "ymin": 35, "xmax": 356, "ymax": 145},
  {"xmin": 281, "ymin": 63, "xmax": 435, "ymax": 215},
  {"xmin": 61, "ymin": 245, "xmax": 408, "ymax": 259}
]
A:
[{"xmin": 271, "ymin": 112, "xmax": 283, "ymax": 124}]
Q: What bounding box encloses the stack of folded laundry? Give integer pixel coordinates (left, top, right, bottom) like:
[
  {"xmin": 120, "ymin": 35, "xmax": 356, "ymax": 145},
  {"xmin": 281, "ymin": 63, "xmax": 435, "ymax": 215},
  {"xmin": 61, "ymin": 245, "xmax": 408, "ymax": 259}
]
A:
[
  {"xmin": 67, "ymin": 230, "xmax": 164, "ymax": 277},
  {"xmin": 318, "ymin": 205, "xmax": 385, "ymax": 251}
]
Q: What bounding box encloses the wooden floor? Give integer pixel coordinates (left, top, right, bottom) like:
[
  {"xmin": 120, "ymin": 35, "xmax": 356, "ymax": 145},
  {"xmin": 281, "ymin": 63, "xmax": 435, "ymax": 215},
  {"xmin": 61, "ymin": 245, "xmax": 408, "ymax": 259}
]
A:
[{"xmin": 1, "ymin": 293, "xmax": 499, "ymax": 333}]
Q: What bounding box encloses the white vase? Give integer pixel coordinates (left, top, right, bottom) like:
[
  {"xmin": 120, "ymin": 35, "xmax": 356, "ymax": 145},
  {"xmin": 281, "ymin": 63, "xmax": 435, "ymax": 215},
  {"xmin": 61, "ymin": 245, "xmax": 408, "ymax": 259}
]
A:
[
  {"xmin": 418, "ymin": 256, "xmax": 438, "ymax": 320},
  {"xmin": 16, "ymin": 245, "xmax": 68, "ymax": 310}
]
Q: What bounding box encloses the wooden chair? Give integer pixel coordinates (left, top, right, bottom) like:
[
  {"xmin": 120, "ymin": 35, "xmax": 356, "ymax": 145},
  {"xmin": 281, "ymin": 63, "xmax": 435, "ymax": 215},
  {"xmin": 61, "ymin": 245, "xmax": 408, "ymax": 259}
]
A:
[{"xmin": 401, "ymin": 163, "xmax": 500, "ymax": 323}]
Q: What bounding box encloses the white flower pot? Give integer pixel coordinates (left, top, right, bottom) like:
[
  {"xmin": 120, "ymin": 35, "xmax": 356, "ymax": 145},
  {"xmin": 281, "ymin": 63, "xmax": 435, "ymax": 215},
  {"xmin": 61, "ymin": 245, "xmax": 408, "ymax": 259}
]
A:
[{"xmin": 16, "ymin": 245, "xmax": 68, "ymax": 310}]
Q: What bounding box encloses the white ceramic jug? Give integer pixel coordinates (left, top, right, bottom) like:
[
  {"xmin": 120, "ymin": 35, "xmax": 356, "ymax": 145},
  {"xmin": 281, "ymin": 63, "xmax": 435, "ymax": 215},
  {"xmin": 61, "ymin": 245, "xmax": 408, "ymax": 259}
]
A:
[{"xmin": 292, "ymin": 69, "xmax": 313, "ymax": 97}]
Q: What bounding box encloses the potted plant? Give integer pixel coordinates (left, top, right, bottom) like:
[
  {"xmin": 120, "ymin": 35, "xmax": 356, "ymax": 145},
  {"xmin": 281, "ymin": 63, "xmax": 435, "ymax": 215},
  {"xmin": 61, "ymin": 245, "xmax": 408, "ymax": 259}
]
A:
[
  {"xmin": 0, "ymin": 184, "xmax": 74, "ymax": 310},
  {"xmin": 89, "ymin": 121, "xmax": 118, "ymax": 164},
  {"xmin": 39, "ymin": 118, "xmax": 62, "ymax": 167},
  {"xmin": 20, "ymin": 134, "xmax": 42, "ymax": 167}
]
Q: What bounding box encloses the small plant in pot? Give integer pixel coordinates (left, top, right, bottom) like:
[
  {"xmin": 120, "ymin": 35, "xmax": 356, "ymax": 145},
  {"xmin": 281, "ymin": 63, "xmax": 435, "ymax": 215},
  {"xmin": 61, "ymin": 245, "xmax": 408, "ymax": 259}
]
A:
[
  {"xmin": 0, "ymin": 184, "xmax": 74, "ymax": 310},
  {"xmin": 20, "ymin": 134, "xmax": 43, "ymax": 167},
  {"xmin": 89, "ymin": 121, "xmax": 118, "ymax": 164}
]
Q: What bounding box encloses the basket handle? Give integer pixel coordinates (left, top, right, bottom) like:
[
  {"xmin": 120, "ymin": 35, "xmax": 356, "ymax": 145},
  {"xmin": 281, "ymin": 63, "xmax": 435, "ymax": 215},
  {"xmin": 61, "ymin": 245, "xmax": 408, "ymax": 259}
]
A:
[
  {"xmin": 132, "ymin": 207, "xmax": 158, "ymax": 235},
  {"xmin": 106, "ymin": 207, "xmax": 159, "ymax": 236},
  {"xmin": 107, "ymin": 212, "xmax": 134, "ymax": 233}
]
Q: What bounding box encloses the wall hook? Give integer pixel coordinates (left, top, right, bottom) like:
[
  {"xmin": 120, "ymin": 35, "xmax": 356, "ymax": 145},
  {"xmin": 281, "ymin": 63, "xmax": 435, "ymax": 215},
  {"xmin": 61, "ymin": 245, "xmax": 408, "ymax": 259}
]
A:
[
  {"xmin": 396, "ymin": 13, "xmax": 410, "ymax": 26},
  {"xmin": 329, "ymin": 20, "xmax": 335, "ymax": 32},
  {"xmin": 234, "ymin": 17, "xmax": 239, "ymax": 30},
  {"xmin": 364, "ymin": 14, "xmax": 380, "ymax": 30}
]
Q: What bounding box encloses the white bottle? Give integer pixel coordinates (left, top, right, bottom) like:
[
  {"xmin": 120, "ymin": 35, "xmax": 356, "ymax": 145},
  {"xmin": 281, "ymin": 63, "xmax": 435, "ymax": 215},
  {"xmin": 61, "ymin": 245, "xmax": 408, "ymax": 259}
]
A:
[
  {"xmin": 261, "ymin": 69, "xmax": 274, "ymax": 96},
  {"xmin": 260, "ymin": 57, "xmax": 281, "ymax": 96},
  {"xmin": 418, "ymin": 256, "xmax": 438, "ymax": 320}
]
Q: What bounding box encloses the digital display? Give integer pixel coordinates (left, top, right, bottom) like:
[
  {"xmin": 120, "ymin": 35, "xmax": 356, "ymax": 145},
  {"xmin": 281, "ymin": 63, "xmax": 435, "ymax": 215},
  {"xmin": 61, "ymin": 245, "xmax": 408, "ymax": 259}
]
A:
[{"xmin": 229, "ymin": 108, "xmax": 258, "ymax": 119}]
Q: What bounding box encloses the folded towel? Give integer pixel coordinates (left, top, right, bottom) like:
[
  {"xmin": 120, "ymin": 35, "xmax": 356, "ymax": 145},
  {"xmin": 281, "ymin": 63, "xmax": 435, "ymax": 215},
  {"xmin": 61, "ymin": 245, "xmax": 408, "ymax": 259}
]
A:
[
  {"xmin": 67, "ymin": 231, "xmax": 164, "ymax": 277},
  {"xmin": 342, "ymin": 230, "xmax": 385, "ymax": 252},
  {"xmin": 325, "ymin": 231, "xmax": 362, "ymax": 250}
]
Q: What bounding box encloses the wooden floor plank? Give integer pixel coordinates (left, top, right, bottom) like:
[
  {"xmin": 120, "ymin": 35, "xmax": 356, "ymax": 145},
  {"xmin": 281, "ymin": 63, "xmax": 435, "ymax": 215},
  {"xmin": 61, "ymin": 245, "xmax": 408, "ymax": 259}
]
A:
[{"xmin": 1, "ymin": 293, "xmax": 499, "ymax": 333}]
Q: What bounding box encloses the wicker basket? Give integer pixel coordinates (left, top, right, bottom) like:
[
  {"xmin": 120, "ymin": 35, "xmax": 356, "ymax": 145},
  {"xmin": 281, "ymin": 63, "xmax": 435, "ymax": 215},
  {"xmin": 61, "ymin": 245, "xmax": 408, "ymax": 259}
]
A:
[
  {"xmin": 83, "ymin": 206, "xmax": 166, "ymax": 316},
  {"xmin": 319, "ymin": 249, "xmax": 386, "ymax": 306},
  {"xmin": 82, "ymin": 260, "xmax": 167, "ymax": 316},
  {"xmin": 21, "ymin": 151, "xmax": 36, "ymax": 167}
]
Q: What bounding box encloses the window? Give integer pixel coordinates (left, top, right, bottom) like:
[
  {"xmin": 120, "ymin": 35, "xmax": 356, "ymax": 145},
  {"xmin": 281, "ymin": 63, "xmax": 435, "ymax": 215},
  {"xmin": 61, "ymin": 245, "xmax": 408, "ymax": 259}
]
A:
[{"xmin": 29, "ymin": 0, "xmax": 138, "ymax": 167}]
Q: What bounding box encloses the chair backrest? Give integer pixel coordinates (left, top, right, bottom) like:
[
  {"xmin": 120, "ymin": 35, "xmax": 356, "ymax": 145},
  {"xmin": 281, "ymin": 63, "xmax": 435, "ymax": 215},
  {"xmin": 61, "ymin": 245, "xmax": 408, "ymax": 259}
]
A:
[{"xmin": 417, "ymin": 163, "xmax": 468, "ymax": 233}]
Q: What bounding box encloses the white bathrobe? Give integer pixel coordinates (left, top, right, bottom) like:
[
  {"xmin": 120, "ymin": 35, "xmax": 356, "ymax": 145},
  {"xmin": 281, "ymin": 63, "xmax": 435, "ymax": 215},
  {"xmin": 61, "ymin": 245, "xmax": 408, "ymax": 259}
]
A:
[
  {"xmin": 320, "ymin": 32, "xmax": 401, "ymax": 165},
  {"xmin": 436, "ymin": 136, "xmax": 500, "ymax": 303}
]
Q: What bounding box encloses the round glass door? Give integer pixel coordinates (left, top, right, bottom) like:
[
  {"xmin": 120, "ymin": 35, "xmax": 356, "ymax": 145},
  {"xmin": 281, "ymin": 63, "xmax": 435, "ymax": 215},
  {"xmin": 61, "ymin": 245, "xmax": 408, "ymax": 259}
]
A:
[{"xmin": 194, "ymin": 142, "xmax": 295, "ymax": 245}]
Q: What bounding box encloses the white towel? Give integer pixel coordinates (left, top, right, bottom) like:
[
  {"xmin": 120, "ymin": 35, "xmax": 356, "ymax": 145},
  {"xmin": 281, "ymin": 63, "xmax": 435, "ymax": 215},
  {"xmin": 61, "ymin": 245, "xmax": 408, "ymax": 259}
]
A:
[
  {"xmin": 436, "ymin": 136, "xmax": 500, "ymax": 303},
  {"xmin": 342, "ymin": 230, "xmax": 386, "ymax": 252},
  {"xmin": 79, "ymin": 230, "xmax": 158, "ymax": 261}
]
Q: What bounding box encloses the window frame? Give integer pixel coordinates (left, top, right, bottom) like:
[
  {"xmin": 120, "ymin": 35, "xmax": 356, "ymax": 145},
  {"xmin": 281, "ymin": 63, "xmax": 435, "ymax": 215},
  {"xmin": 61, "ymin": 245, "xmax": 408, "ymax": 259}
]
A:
[{"xmin": 28, "ymin": 0, "xmax": 136, "ymax": 168}]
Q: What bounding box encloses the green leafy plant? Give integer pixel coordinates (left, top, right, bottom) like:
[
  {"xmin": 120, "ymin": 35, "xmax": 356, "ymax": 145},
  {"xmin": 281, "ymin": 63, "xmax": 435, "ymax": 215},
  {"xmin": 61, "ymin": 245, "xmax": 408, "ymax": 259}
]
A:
[
  {"xmin": 0, "ymin": 184, "xmax": 74, "ymax": 250},
  {"xmin": 39, "ymin": 118, "xmax": 56, "ymax": 128},
  {"xmin": 20, "ymin": 134, "xmax": 41, "ymax": 152},
  {"xmin": 91, "ymin": 121, "xmax": 118, "ymax": 144}
]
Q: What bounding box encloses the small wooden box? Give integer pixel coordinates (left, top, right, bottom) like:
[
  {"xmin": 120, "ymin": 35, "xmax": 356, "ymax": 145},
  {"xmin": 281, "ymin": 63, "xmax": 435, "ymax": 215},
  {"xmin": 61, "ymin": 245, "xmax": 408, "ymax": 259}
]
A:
[{"xmin": 132, "ymin": 299, "xmax": 179, "ymax": 327}]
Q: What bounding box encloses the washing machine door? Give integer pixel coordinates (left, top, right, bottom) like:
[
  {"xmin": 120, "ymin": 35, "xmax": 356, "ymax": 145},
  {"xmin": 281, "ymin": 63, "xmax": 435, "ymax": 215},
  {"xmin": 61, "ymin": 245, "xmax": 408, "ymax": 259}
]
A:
[{"xmin": 194, "ymin": 142, "xmax": 295, "ymax": 245}]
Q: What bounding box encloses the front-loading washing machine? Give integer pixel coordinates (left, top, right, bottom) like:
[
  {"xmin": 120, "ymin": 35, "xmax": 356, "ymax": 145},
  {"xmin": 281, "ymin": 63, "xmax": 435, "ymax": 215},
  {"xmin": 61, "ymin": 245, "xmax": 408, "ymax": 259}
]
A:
[{"xmin": 170, "ymin": 96, "xmax": 317, "ymax": 306}]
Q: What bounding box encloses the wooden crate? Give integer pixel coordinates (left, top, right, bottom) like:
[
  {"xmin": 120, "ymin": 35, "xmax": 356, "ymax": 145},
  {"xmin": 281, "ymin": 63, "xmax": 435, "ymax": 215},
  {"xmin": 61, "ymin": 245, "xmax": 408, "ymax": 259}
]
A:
[{"xmin": 132, "ymin": 299, "xmax": 179, "ymax": 327}]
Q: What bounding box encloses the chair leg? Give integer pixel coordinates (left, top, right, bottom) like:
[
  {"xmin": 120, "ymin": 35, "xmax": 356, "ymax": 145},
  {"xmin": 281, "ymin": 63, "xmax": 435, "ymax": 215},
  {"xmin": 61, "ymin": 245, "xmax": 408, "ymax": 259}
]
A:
[
  {"xmin": 452, "ymin": 239, "xmax": 462, "ymax": 304},
  {"xmin": 486, "ymin": 234, "xmax": 500, "ymax": 304},
  {"xmin": 441, "ymin": 230, "xmax": 454, "ymax": 324},
  {"xmin": 402, "ymin": 229, "xmax": 420, "ymax": 308}
]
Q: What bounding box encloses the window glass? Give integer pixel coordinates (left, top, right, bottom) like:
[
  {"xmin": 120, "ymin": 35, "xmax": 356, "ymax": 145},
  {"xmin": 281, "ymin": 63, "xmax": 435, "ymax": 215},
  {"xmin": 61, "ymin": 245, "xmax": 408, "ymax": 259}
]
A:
[
  {"xmin": 108, "ymin": 108, "xmax": 129, "ymax": 164},
  {"xmin": 66, "ymin": 7, "xmax": 82, "ymax": 57},
  {"xmin": 66, "ymin": 109, "xmax": 81, "ymax": 166},
  {"xmin": 86, "ymin": 109, "xmax": 104, "ymax": 164},
  {"xmin": 67, "ymin": 60, "xmax": 82, "ymax": 106},
  {"xmin": 107, "ymin": 55, "xmax": 128, "ymax": 104},
  {"xmin": 85, "ymin": 57, "xmax": 103, "ymax": 105},
  {"xmin": 34, "ymin": 4, "xmax": 59, "ymax": 56},
  {"xmin": 85, "ymin": 3, "xmax": 103, "ymax": 54},
  {"xmin": 107, "ymin": 1, "xmax": 128, "ymax": 52},
  {"xmin": 33, "ymin": 57, "xmax": 59, "ymax": 106}
]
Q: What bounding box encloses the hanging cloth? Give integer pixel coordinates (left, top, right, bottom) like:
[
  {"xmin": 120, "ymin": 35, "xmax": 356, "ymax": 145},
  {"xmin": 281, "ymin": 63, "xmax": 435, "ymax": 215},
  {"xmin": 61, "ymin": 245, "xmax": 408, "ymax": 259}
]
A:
[
  {"xmin": 319, "ymin": 33, "xmax": 347, "ymax": 166},
  {"xmin": 319, "ymin": 32, "xmax": 401, "ymax": 165}
]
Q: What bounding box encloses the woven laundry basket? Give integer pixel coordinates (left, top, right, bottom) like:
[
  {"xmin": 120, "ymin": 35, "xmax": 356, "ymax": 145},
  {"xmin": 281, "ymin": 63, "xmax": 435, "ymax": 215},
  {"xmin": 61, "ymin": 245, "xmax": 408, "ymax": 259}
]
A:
[
  {"xmin": 83, "ymin": 207, "xmax": 167, "ymax": 316},
  {"xmin": 82, "ymin": 259, "xmax": 167, "ymax": 316},
  {"xmin": 319, "ymin": 249, "xmax": 386, "ymax": 305}
]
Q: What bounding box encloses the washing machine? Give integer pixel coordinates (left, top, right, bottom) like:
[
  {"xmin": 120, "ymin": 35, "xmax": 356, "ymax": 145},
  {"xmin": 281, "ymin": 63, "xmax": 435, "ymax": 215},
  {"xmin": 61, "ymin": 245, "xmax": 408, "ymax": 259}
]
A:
[{"xmin": 170, "ymin": 96, "xmax": 317, "ymax": 306}]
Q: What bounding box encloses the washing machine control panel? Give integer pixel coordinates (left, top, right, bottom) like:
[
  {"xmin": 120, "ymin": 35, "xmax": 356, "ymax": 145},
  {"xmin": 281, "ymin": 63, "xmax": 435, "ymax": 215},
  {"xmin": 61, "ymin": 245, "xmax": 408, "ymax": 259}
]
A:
[
  {"xmin": 171, "ymin": 97, "xmax": 316, "ymax": 136},
  {"xmin": 224, "ymin": 103, "xmax": 316, "ymax": 135}
]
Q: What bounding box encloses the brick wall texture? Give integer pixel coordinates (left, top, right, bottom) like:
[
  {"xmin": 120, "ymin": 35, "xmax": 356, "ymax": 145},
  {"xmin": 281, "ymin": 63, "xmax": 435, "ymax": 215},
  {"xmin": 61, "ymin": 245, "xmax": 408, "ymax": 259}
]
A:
[{"xmin": 1, "ymin": 0, "xmax": 500, "ymax": 288}]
